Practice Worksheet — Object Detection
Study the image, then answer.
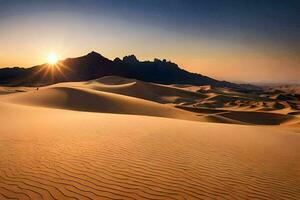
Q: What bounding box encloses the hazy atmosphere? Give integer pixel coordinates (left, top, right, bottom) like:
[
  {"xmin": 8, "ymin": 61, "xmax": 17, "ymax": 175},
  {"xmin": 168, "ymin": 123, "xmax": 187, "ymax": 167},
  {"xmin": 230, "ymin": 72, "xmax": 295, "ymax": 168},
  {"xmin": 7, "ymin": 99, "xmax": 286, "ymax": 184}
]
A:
[{"xmin": 0, "ymin": 0, "xmax": 299, "ymax": 83}]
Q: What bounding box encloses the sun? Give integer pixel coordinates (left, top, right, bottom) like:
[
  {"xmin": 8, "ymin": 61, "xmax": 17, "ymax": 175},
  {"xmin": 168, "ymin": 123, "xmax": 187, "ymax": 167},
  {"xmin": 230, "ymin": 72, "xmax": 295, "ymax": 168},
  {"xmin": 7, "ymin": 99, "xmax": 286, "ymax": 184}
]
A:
[{"xmin": 47, "ymin": 54, "xmax": 58, "ymax": 65}]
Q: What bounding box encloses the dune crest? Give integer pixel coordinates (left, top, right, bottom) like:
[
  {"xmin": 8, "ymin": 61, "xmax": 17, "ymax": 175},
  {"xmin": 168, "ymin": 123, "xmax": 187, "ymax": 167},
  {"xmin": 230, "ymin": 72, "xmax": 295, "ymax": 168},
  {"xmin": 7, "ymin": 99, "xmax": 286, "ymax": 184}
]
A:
[
  {"xmin": 0, "ymin": 102, "xmax": 299, "ymax": 199},
  {"xmin": 1, "ymin": 76, "xmax": 299, "ymax": 127},
  {"xmin": 1, "ymin": 85, "xmax": 201, "ymax": 121},
  {"xmin": 86, "ymin": 76, "xmax": 206, "ymax": 104},
  {"xmin": 0, "ymin": 76, "xmax": 300, "ymax": 199}
]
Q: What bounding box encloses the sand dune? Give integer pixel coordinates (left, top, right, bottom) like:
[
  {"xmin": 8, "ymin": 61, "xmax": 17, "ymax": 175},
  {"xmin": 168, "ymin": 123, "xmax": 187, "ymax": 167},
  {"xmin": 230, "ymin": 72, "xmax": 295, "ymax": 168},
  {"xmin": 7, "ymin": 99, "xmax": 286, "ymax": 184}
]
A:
[
  {"xmin": 218, "ymin": 111, "xmax": 295, "ymax": 125},
  {"xmin": 176, "ymin": 105, "xmax": 300, "ymax": 126},
  {"xmin": 1, "ymin": 85, "xmax": 200, "ymax": 121},
  {"xmin": 266, "ymin": 84, "xmax": 300, "ymax": 95},
  {"xmin": 1, "ymin": 76, "xmax": 299, "ymax": 127},
  {"xmin": 86, "ymin": 76, "xmax": 207, "ymax": 104},
  {"xmin": 0, "ymin": 77, "xmax": 300, "ymax": 199},
  {"xmin": 0, "ymin": 86, "xmax": 31, "ymax": 95},
  {"xmin": 0, "ymin": 102, "xmax": 299, "ymax": 199}
]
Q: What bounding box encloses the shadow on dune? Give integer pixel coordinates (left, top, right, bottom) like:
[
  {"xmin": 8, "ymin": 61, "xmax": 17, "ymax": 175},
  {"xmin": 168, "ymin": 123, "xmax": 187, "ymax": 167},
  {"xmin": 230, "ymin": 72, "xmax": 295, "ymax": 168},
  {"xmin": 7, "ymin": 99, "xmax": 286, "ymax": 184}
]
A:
[
  {"xmin": 2, "ymin": 86, "xmax": 200, "ymax": 121},
  {"xmin": 177, "ymin": 106, "xmax": 297, "ymax": 125},
  {"xmin": 1, "ymin": 77, "xmax": 299, "ymax": 126},
  {"xmin": 86, "ymin": 76, "xmax": 206, "ymax": 104},
  {"xmin": 219, "ymin": 111, "xmax": 294, "ymax": 125}
]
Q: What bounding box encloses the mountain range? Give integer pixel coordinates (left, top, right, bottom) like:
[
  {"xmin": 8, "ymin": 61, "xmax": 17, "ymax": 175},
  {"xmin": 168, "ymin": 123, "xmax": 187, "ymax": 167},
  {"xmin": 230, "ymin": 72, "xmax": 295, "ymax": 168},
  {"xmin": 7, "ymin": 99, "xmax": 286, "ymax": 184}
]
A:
[{"xmin": 0, "ymin": 51, "xmax": 259, "ymax": 90}]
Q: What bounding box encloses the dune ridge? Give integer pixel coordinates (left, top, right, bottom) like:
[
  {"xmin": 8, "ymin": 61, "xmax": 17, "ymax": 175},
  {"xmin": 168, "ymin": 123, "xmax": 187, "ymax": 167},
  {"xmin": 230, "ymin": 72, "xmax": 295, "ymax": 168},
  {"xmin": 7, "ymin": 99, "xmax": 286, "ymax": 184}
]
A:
[
  {"xmin": 86, "ymin": 76, "xmax": 206, "ymax": 104},
  {"xmin": 1, "ymin": 76, "xmax": 300, "ymax": 127},
  {"xmin": 0, "ymin": 102, "xmax": 299, "ymax": 199},
  {"xmin": 0, "ymin": 76, "xmax": 300, "ymax": 199},
  {"xmin": 1, "ymin": 85, "xmax": 202, "ymax": 122}
]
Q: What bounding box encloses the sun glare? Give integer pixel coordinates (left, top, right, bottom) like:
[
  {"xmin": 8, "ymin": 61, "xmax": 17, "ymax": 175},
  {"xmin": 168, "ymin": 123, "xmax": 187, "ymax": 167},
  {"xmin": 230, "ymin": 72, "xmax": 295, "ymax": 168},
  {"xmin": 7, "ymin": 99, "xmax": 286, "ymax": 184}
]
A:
[{"xmin": 47, "ymin": 54, "xmax": 58, "ymax": 65}]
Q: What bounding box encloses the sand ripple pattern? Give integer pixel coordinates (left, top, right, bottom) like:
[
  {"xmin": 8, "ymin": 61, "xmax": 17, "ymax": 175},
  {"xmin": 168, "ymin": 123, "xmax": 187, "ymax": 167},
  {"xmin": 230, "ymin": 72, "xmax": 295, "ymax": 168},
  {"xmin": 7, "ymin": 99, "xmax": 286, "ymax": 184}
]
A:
[{"xmin": 0, "ymin": 107, "xmax": 300, "ymax": 199}]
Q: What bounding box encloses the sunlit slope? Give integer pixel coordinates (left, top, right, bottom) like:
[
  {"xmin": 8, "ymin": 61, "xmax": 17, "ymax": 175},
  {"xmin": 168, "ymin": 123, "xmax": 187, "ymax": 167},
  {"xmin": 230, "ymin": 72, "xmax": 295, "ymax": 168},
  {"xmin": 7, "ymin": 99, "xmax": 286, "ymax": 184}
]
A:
[
  {"xmin": 1, "ymin": 84, "xmax": 200, "ymax": 121},
  {"xmin": 1, "ymin": 76, "xmax": 299, "ymax": 126},
  {"xmin": 0, "ymin": 102, "xmax": 299, "ymax": 199}
]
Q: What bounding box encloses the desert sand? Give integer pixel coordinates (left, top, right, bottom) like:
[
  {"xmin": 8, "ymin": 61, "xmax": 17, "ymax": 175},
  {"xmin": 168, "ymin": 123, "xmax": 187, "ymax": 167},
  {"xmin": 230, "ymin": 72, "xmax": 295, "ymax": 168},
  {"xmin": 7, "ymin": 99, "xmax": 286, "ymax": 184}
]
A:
[{"xmin": 0, "ymin": 76, "xmax": 300, "ymax": 199}]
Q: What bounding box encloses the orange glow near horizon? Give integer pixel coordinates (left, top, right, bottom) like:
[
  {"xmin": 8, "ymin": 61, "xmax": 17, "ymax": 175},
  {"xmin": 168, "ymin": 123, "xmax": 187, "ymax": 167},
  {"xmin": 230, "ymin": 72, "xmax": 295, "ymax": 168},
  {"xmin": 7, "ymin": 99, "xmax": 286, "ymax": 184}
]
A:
[
  {"xmin": 0, "ymin": 14, "xmax": 298, "ymax": 84},
  {"xmin": 0, "ymin": 1, "xmax": 299, "ymax": 84}
]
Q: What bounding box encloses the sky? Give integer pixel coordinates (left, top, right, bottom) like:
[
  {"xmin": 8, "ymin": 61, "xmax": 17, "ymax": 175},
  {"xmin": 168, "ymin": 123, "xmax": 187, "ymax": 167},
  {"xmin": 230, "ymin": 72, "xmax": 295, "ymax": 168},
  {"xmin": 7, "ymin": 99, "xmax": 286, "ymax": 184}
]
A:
[{"xmin": 0, "ymin": 0, "xmax": 299, "ymax": 84}]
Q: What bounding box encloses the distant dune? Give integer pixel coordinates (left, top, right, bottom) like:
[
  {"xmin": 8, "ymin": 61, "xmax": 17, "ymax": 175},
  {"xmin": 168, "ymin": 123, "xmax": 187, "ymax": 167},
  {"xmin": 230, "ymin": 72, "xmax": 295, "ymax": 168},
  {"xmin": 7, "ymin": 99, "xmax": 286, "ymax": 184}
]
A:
[
  {"xmin": 2, "ymin": 76, "xmax": 298, "ymax": 126},
  {"xmin": 5, "ymin": 88, "xmax": 201, "ymax": 121},
  {"xmin": 87, "ymin": 76, "xmax": 207, "ymax": 104},
  {"xmin": 1, "ymin": 76, "xmax": 299, "ymax": 127},
  {"xmin": 0, "ymin": 76, "xmax": 299, "ymax": 199},
  {"xmin": 265, "ymin": 84, "xmax": 300, "ymax": 95}
]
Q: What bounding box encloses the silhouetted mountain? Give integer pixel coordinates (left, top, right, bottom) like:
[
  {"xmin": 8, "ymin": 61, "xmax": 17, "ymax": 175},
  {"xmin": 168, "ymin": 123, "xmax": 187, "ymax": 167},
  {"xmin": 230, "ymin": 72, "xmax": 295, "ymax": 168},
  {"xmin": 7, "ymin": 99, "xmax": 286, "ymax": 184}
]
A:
[
  {"xmin": 0, "ymin": 67, "xmax": 26, "ymax": 84},
  {"xmin": 0, "ymin": 51, "xmax": 259, "ymax": 90}
]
